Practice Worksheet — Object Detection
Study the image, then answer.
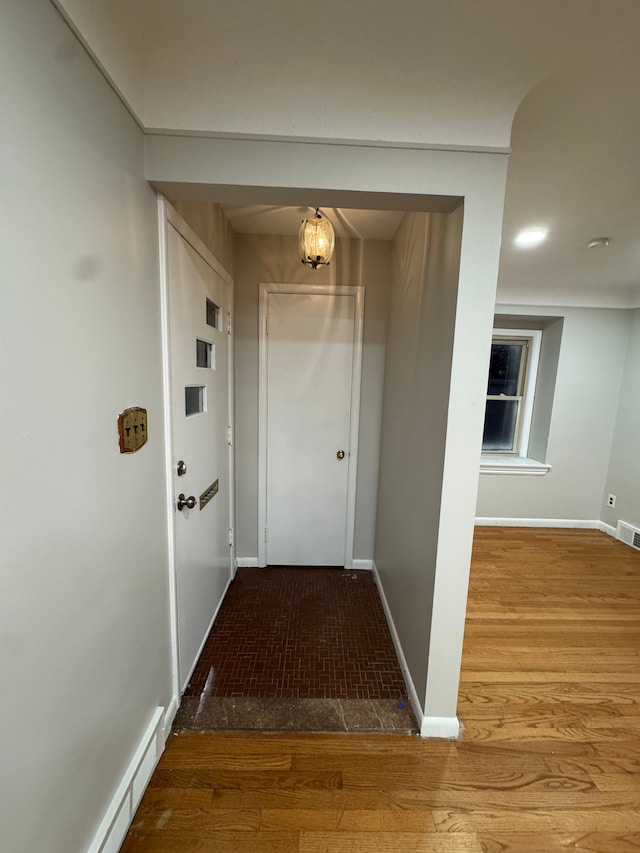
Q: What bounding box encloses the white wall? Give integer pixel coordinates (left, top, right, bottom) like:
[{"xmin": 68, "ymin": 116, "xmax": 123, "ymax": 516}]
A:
[
  {"xmin": 0, "ymin": 4, "xmax": 171, "ymax": 852},
  {"xmin": 602, "ymin": 308, "xmax": 640, "ymax": 530},
  {"xmin": 233, "ymin": 234, "xmax": 391, "ymax": 560},
  {"xmin": 476, "ymin": 306, "xmax": 631, "ymax": 521}
]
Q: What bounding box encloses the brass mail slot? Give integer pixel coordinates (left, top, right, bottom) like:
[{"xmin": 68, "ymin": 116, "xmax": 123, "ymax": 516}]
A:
[{"xmin": 199, "ymin": 478, "xmax": 219, "ymax": 511}]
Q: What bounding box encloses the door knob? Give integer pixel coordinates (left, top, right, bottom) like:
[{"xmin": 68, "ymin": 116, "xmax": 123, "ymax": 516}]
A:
[
  {"xmin": 336, "ymin": 450, "xmax": 345, "ymax": 459},
  {"xmin": 177, "ymin": 493, "xmax": 197, "ymax": 511}
]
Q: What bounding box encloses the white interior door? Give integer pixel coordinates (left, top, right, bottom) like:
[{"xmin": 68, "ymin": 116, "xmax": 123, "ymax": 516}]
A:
[
  {"xmin": 260, "ymin": 286, "xmax": 363, "ymax": 566},
  {"xmin": 165, "ymin": 216, "xmax": 233, "ymax": 691}
]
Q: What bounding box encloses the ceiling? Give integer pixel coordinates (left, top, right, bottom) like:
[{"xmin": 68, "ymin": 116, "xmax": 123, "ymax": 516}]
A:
[
  {"xmin": 222, "ymin": 206, "xmax": 405, "ymax": 241},
  {"xmin": 54, "ymin": 0, "xmax": 640, "ymax": 308}
]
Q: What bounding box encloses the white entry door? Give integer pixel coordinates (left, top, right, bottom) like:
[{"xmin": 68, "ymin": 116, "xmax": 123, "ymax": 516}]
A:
[
  {"xmin": 163, "ymin": 206, "xmax": 234, "ymax": 691},
  {"xmin": 259, "ymin": 285, "xmax": 363, "ymax": 567}
]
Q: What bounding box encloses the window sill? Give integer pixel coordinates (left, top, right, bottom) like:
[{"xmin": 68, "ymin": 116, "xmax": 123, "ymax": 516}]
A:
[{"xmin": 480, "ymin": 454, "xmax": 552, "ymax": 476}]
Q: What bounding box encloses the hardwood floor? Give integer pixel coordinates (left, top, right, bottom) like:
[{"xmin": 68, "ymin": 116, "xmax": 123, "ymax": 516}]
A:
[{"xmin": 120, "ymin": 528, "xmax": 640, "ymax": 852}]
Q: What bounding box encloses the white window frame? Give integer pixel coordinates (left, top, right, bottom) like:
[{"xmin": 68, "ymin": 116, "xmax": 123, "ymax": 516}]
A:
[{"xmin": 483, "ymin": 328, "xmax": 542, "ymax": 458}]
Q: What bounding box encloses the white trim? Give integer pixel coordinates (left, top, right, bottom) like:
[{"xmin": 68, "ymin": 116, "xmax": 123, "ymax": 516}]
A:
[
  {"xmin": 257, "ymin": 284, "xmax": 268, "ymax": 566},
  {"xmin": 598, "ymin": 521, "xmax": 617, "ymax": 537},
  {"xmin": 374, "ymin": 562, "xmax": 460, "ymax": 739},
  {"xmin": 144, "ymin": 126, "xmax": 510, "ymax": 155},
  {"xmin": 236, "ymin": 557, "xmax": 260, "ymax": 568},
  {"xmin": 238, "ymin": 556, "xmax": 375, "ymax": 571},
  {"xmin": 157, "ymin": 197, "xmax": 180, "ymax": 712},
  {"xmin": 257, "ymin": 283, "xmax": 364, "ymax": 568},
  {"xmin": 475, "ymin": 517, "xmax": 603, "ymax": 529},
  {"xmin": 86, "ymin": 707, "xmax": 165, "ymax": 853},
  {"xmin": 480, "ymin": 455, "xmax": 552, "ymax": 475},
  {"xmin": 371, "ymin": 562, "xmax": 425, "ymax": 737},
  {"xmin": 351, "ymin": 559, "xmax": 374, "ymax": 571},
  {"xmin": 49, "ymin": 1, "xmax": 144, "ymax": 132},
  {"xmin": 163, "ymin": 696, "xmax": 178, "ymax": 738},
  {"xmin": 495, "ymin": 293, "xmax": 640, "ymax": 311},
  {"xmin": 420, "ymin": 716, "xmax": 460, "ymax": 739},
  {"xmin": 345, "ymin": 289, "xmax": 365, "ymax": 569},
  {"xmin": 226, "ymin": 281, "xmax": 236, "ymax": 582},
  {"xmin": 485, "ymin": 327, "xmax": 542, "ymax": 458}
]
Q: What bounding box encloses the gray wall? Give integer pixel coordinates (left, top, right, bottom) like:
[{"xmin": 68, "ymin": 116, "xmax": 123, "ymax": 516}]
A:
[
  {"xmin": 0, "ymin": 4, "xmax": 171, "ymax": 852},
  {"xmin": 602, "ymin": 308, "xmax": 640, "ymax": 529},
  {"xmin": 374, "ymin": 209, "xmax": 463, "ymax": 705},
  {"xmin": 233, "ymin": 233, "xmax": 391, "ymax": 559},
  {"xmin": 477, "ymin": 306, "xmax": 631, "ymax": 520}
]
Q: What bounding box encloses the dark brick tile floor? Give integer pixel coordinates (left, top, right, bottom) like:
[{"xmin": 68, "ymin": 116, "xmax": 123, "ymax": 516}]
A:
[{"xmin": 183, "ymin": 567, "xmax": 409, "ymax": 702}]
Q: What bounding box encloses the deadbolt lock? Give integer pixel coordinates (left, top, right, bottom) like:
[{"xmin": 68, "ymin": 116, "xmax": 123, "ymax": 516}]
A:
[
  {"xmin": 177, "ymin": 460, "xmax": 187, "ymax": 476},
  {"xmin": 336, "ymin": 450, "xmax": 345, "ymax": 460}
]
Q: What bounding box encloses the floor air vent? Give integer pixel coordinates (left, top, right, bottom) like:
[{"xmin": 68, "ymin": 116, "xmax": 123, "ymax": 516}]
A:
[{"xmin": 616, "ymin": 520, "xmax": 640, "ymax": 552}]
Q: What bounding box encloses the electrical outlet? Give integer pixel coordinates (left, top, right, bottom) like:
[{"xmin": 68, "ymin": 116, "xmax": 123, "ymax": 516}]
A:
[{"xmin": 607, "ymin": 493, "xmax": 616, "ymax": 508}]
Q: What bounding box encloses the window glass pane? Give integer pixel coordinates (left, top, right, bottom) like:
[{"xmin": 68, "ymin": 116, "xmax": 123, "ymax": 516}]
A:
[
  {"xmin": 206, "ymin": 298, "xmax": 220, "ymax": 329},
  {"xmin": 487, "ymin": 343, "xmax": 523, "ymax": 395},
  {"xmin": 196, "ymin": 339, "xmax": 212, "ymax": 368},
  {"xmin": 483, "ymin": 399, "xmax": 519, "ymax": 451},
  {"xmin": 185, "ymin": 386, "xmax": 205, "ymax": 416}
]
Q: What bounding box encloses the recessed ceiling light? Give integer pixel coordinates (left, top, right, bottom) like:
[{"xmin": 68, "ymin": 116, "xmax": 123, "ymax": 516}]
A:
[
  {"xmin": 587, "ymin": 237, "xmax": 610, "ymax": 249},
  {"xmin": 514, "ymin": 228, "xmax": 548, "ymax": 248}
]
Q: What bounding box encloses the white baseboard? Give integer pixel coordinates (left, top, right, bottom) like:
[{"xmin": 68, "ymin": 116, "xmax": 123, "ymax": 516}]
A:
[
  {"xmin": 475, "ymin": 517, "xmax": 602, "ymax": 529},
  {"xmin": 351, "ymin": 559, "xmax": 374, "ymax": 571},
  {"xmin": 420, "ymin": 715, "xmax": 460, "ymax": 739},
  {"xmin": 598, "ymin": 521, "xmax": 617, "ymax": 537},
  {"xmin": 87, "ymin": 706, "xmax": 165, "ymax": 853},
  {"xmin": 372, "ymin": 562, "xmax": 435, "ymax": 739},
  {"xmin": 238, "ymin": 557, "xmax": 375, "ymax": 570},
  {"xmin": 163, "ymin": 695, "xmax": 178, "ymax": 738}
]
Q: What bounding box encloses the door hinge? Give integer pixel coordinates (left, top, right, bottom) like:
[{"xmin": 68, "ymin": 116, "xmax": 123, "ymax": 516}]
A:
[
  {"xmin": 227, "ymin": 312, "xmax": 232, "ymax": 334},
  {"xmin": 227, "ymin": 425, "xmax": 233, "ymax": 446},
  {"xmin": 228, "ymin": 527, "xmax": 234, "ymax": 547},
  {"xmin": 264, "ymin": 527, "xmax": 268, "ymax": 543},
  {"xmin": 265, "ymin": 314, "xmax": 270, "ymax": 336}
]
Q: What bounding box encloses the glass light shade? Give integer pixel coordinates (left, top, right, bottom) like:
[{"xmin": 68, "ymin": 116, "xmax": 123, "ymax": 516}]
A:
[{"xmin": 298, "ymin": 209, "xmax": 335, "ymax": 269}]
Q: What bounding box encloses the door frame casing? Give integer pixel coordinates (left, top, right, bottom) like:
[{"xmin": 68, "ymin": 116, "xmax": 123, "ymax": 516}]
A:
[
  {"xmin": 257, "ymin": 282, "xmax": 364, "ymax": 569},
  {"xmin": 157, "ymin": 196, "xmax": 236, "ymax": 715}
]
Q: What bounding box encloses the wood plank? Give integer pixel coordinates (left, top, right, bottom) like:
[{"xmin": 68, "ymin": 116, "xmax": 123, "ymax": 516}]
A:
[
  {"xmin": 432, "ymin": 808, "xmax": 640, "ymax": 833},
  {"xmin": 130, "ymin": 807, "xmax": 261, "ymax": 834},
  {"xmin": 120, "ymin": 831, "xmax": 299, "ymax": 852},
  {"xmin": 300, "ymin": 831, "xmax": 483, "ymax": 852},
  {"xmin": 149, "ymin": 769, "xmax": 342, "ymax": 791},
  {"xmin": 477, "ymin": 832, "xmax": 640, "ymax": 852},
  {"xmin": 260, "ymin": 808, "xmax": 435, "ymax": 832}
]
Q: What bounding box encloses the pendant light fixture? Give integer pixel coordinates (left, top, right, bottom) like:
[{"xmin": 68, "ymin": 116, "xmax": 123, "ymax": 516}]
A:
[{"xmin": 298, "ymin": 207, "xmax": 335, "ymax": 269}]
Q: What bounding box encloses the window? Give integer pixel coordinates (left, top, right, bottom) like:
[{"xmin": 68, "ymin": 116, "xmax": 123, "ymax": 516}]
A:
[
  {"xmin": 196, "ymin": 338, "xmax": 215, "ymax": 369},
  {"xmin": 482, "ymin": 329, "xmax": 541, "ymax": 457},
  {"xmin": 185, "ymin": 385, "xmax": 206, "ymax": 416},
  {"xmin": 206, "ymin": 298, "xmax": 220, "ymax": 330}
]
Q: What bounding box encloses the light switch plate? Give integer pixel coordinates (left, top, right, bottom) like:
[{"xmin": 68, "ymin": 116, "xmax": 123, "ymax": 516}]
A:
[{"xmin": 118, "ymin": 407, "xmax": 148, "ymax": 453}]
